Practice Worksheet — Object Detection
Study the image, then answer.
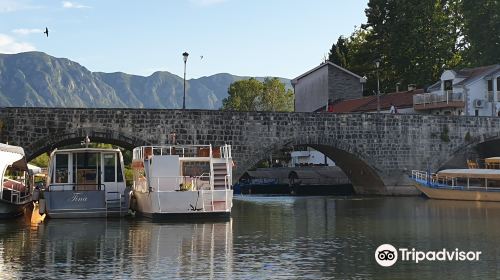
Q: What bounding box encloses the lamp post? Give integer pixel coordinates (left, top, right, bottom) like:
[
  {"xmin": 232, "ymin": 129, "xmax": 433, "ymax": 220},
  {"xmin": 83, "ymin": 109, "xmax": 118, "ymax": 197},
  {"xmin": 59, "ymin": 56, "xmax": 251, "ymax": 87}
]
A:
[
  {"xmin": 182, "ymin": 52, "xmax": 189, "ymax": 110},
  {"xmin": 375, "ymin": 59, "xmax": 381, "ymax": 113}
]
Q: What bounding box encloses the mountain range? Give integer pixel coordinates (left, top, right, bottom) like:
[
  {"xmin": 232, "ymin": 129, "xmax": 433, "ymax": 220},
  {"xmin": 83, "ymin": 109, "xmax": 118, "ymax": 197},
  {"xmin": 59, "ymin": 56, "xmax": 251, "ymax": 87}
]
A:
[{"xmin": 0, "ymin": 52, "xmax": 291, "ymax": 109}]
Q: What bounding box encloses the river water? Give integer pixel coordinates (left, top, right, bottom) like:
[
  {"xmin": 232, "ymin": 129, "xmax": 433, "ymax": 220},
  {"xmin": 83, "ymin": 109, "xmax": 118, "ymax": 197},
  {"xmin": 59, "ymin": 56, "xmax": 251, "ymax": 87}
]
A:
[{"xmin": 1, "ymin": 195, "xmax": 500, "ymax": 279}]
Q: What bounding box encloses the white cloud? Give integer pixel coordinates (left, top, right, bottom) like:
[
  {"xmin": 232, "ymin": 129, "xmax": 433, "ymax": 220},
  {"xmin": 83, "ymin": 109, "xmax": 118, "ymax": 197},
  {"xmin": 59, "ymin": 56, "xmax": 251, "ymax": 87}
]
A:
[
  {"xmin": 62, "ymin": 1, "xmax": 90, "ymax": 9},
  {"xmin": 12, "ymin": 28, "xmax": 43, "ymax": 36},
  {"xmin": 0, "ymin": 34, "xmax": 36, "ymax": 53},
  {"xmin": 0, "ymin": 0, "xmax": 39, "ymax": 13},
  {"xmin": 190, "ymin": 0, "xmax": 228, "ymax": 6}
]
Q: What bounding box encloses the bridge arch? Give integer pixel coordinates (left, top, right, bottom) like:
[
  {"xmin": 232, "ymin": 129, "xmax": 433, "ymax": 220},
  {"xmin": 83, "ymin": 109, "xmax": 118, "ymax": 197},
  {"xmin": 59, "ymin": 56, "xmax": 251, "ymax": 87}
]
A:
[
  {"xmin": 237, "ymin": 135, "xmax": 387, "ymax": 195},
  {"xmin": 25, "ymin": 127, "xmax": 150, "ymax": 161},
  {"xmin": 439, "ymin": 133, "xmax": 500, "ymax": 170}
]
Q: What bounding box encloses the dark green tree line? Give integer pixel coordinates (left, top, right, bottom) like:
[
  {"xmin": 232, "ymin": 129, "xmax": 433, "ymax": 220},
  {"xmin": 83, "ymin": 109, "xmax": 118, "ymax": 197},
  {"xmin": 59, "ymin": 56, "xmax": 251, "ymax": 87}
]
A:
[{"xmin": 327, "ymin": 0, "xmax": 499, "ymax": 95}]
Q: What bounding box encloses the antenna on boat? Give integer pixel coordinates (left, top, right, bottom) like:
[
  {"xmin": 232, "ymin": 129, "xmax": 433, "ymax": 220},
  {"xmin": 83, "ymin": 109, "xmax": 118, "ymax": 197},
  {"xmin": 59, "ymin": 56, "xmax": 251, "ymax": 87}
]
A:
[{"xmin": 81, "ymin": 135, "xmax": 91, "ymax": 148}]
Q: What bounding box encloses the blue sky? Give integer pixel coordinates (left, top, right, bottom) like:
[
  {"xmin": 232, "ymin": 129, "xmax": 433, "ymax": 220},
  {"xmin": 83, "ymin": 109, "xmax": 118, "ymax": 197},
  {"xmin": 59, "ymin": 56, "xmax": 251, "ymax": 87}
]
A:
[{"xmin": 0, "ymin": 0, "xmax": 368, "ymax": 79}]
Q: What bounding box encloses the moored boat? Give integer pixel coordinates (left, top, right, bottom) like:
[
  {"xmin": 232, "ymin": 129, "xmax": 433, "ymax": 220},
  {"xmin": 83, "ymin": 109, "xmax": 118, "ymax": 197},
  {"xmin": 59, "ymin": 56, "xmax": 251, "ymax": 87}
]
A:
[
  {"xmin": 411, "ymin": 169, "xmax": 500, "ymax": 202},
  {"xmin": 131, "ymin": 144, "xmax": 233, "ymax": 219},
  {"xmin": 0, "ymin": 143, "xmax": 33, "ymax": 218},
  {"xmin": 42, "ymin": 140, "xmax": 130, "ymax": 218}
]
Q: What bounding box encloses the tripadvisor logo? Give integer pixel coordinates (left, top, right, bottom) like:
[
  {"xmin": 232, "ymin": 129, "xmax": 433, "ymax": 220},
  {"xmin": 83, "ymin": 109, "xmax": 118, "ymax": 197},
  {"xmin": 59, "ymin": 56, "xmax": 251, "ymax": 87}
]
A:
[{"xmin": 375, "ymin": 244, "xmax": 482, "ymax": 267}]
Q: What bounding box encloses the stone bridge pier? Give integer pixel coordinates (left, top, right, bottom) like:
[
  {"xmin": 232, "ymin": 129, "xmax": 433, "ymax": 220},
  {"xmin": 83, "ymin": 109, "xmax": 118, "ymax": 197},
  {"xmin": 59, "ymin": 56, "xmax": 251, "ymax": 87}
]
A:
[{"xmin": 1, "ymin": 107, "xmax": 500, "ymax": 195}]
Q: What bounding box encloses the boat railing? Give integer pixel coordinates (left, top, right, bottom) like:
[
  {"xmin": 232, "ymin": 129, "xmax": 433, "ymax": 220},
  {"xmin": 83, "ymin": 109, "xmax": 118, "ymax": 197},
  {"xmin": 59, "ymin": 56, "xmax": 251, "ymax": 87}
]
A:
[
  {"xmin": 411, "ymin": 170, "xmax": 500, "ymax": 191},
  {"xmin": 220, "ymin": 145, "xmax": 232, "ymax": 159},
  {"xmin": 133, "ymin": 144, "xmax": 233, "ymax": 160},
  {"xmin": 47, "ymin": 183, "xmax": 106, "ymax": 192},
  {"xmin": 133, "ymin": 145, "xmax": 213, "ymax": 160},
  {"xmin": 151, "ymin": 175, "xmax": 213, "ymax": 192},
  {"xmin": 2, "ymin": 178, "xmax": 31, "ymax": 204}
]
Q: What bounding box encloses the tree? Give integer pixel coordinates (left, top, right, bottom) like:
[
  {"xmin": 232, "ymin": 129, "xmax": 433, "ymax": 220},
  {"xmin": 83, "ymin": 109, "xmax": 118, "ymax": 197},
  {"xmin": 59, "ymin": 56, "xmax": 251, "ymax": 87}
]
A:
[
  {"xmin": 222, "ymin": 78, "xmax": 263, "ymax": 111},
  {"xmin": 222, "ymin": 78, "xmax": 294, "ymax": 112},
  {"xmin": 462, "ymin": 0, "xmax": 500, "ymax": 66},
  {"xmin": 328, "ymin": 36, "xmax": 349, "ymax": 67},
  {"xmin": 30, "ymin": 153, "xmax": 50, "ymax": 168},
  {"xmin": 260, "ymin": 78, "xmax": 294, "ymax": 112},
  {"xmin": 362, "ymin": 0, "xmax": 461, "ymax": 91}
]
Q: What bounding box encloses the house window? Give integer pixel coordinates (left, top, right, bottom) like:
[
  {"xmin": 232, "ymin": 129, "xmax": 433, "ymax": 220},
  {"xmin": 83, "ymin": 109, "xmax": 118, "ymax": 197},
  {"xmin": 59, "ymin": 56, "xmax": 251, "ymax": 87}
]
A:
[
  {"xmin": 497, "ymin": 77, "xmax": 500, "ymax": 91},
  {"xmin": 444, "ymin": 80, "xmax": 453, "ymax": 91},
  {"xmin": 475, "ymin": 110, "xmax": 479, "ymax": 116},
  {"xmin": 488, "ymin": 80, "xmax": 493, "ymax": 91}
]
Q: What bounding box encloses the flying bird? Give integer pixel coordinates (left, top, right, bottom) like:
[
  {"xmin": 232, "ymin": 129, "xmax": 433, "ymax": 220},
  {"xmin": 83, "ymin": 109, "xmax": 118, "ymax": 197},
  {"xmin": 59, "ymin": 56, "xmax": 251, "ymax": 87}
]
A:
[
  {"xmin": 44, "ymin": 27, "xmax": 49, "ymax": 37},
  {"xmin": 200, "ymin": 55, "xmax": 203, "ymax": 60}
]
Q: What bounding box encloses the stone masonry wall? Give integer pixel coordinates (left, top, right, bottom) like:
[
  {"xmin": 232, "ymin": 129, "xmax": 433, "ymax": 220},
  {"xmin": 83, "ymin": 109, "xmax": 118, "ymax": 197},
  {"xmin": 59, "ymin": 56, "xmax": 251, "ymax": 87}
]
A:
[{"xmin": 1, "ymin": 107, "xmax": 500, "ymax": 195}]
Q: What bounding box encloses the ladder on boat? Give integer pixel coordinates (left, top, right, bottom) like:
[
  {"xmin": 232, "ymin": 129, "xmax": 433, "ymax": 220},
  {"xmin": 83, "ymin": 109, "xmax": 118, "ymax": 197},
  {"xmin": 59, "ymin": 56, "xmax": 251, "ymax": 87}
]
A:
[
  {"xmin": 212, "ymin": 160, "xmax": 229, "ymax": 190},
  {"xmin": 105, "ymin": 191, "xmax": 125, "ymax": 216}
]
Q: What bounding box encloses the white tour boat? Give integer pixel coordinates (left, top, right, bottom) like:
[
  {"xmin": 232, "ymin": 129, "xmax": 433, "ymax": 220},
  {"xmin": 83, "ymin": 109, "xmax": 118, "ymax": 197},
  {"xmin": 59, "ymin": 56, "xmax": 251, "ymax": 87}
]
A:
[
  {"xmin": 0, "ymin": 143, "xmax": 33, "ymax": 218},
  {"xmin": 131, "ymin": 144, "xmax": 233, "ymax": 219},
  {"xmin": 411, "ymin": 168, "xmax": 500, "ymax": 201},
  {"xmin": 41, "ymin": 140, "xmax": 129, "ymax": 218}
]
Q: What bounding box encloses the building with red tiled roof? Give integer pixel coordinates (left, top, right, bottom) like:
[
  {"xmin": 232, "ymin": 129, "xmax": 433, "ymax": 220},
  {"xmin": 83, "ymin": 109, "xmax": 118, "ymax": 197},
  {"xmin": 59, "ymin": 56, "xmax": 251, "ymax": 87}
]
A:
[{"xmin": 327, "ymin": 88, "xmax": 423, "ymax": 114}]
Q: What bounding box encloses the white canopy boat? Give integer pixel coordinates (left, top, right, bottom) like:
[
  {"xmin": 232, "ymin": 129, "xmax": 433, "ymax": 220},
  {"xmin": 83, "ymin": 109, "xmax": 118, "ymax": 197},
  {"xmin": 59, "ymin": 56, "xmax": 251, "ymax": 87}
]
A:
[
  {"xmin": 0, "ymin": 143, "xmax": 33, "ymax": 218},
  {"xmin": 411, "ymin": 169, "xmax": 500, "ymax": 201},
  {"xmin": 131, "ymin": 144, "xmax": 233, "ymax": 219}
]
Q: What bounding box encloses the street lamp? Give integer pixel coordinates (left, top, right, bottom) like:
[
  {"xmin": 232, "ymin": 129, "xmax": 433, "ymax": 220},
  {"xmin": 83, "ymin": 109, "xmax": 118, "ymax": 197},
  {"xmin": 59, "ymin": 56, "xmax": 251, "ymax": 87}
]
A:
[
  {"xmin": 375, "ymin": 59, "xmax": 381, "ymax": 113},
  {"xmin": 182, "ymin": 52, "xmax": 189, "ymax": 110}
]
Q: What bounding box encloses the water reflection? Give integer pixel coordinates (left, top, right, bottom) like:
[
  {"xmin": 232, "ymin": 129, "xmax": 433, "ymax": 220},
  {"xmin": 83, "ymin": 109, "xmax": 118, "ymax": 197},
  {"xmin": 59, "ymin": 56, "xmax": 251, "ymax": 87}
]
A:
[
  {"xmin": 1, "ymin": 197, "xmax": 500, "ymax": 279},
  {"xmin": 0, "ymin": 208, "xmax": 233, "ymax": 279}
]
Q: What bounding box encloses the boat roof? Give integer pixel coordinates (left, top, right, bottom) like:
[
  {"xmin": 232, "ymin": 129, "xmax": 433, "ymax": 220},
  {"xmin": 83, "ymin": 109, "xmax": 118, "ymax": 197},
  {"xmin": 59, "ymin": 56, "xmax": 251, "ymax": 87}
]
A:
[
  {"xmin": 0, "ymin": 143, "xmax": 25, "ymax": 156},
  {"xmin": 53, "ymin": 147, "xmax": 122, "ymax": 153},
  {"xmin": 438, "ymin": 169, "xmax": 500, "ymax": 179},
  {"xmin": 0, "ymin": 143, "xmax": 28, "ymax": 172},
  {"xmin": 133, "ymin": 144, "xmax": 212, "ymax": 150}
]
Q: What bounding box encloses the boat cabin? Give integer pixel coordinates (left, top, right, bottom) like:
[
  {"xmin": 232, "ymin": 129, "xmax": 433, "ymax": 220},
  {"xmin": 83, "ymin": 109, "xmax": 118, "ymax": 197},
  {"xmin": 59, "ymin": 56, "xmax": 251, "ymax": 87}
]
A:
[
  {"xmin": 132, "ymin": 145, "xmax": 232, "ymax": 193},
  {"xmin": 48, "ymin": 148, "xmax": 125, "ymax": 192}
]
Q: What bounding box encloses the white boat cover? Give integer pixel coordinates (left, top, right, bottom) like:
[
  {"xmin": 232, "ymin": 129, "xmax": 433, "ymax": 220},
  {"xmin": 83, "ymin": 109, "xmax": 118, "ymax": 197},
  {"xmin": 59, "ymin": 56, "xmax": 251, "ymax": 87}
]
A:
[
  {"xmin": 0, "ymin": 143, "xmax": 27, "ymax": 176},
  {"xmin": 438, "ymin": 169, "xmax": 500, "ymax": 180},
  {"xmin": 0, "ymin": 143, "xmax": 25, "ymax": 156}
]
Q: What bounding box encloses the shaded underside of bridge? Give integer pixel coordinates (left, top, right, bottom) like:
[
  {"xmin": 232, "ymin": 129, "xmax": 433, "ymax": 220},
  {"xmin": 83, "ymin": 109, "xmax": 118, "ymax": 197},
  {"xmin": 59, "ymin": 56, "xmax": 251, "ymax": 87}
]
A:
[{"xmin": 1, "ymin": 107, "xmax": 500, "ymax": 195}]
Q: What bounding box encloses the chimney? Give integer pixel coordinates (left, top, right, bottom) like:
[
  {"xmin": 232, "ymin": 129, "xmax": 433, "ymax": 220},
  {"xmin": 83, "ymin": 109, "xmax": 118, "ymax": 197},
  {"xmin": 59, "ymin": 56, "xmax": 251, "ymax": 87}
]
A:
[{"xmin": 408, "ymin": 84, "xmax": 416, "ymax": 91}]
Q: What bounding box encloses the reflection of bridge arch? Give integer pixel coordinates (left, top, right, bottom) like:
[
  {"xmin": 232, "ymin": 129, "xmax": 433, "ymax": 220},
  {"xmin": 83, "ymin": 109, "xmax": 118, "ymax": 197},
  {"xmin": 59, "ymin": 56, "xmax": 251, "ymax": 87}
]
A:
[
  {"xmin": 239, "ymin": 136, "xmax": 386, "ymax": 194},
  {"xmin": 25, "ymin": 127, "xmax": 149, "ymax": 161}
]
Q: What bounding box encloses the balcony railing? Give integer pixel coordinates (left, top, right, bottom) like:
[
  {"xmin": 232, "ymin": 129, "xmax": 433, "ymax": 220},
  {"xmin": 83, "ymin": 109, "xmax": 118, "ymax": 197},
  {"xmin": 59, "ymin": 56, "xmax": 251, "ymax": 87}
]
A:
[
  {"xmin": 487, "ymin": 91, "xmax": 500, "ymax": 102},
  {"xmin": 413, "ymin": 90, "xmax": 465, "ymax": 110},
  {"xmin": 488, "ymin": 91, "xmax": 494, "ymax": 102}
]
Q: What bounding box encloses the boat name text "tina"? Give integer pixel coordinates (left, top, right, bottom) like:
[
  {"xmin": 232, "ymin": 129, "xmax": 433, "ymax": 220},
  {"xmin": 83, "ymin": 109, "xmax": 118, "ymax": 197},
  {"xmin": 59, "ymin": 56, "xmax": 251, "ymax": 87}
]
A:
[{"xmin": 69, "ymin": 193, "xmax": 88, "ymax": 202}]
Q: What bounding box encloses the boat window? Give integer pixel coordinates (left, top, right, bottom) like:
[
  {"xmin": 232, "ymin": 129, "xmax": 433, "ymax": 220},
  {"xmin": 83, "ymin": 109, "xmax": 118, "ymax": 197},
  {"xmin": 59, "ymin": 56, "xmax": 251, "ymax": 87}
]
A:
[
  {"xmin": 116, "ymin": 155, "xmax": 124, "ymax": 183},
  {"xmin": 74, "ymin": 152, "xmax": 99, "ymax": 186},
  {"xmin": 103, "ymin": 154, "xmax": 116, "ymax": 182},
  {"xmin": 55, "ymin": 154, "xmax": 69, "ymax": 183}
]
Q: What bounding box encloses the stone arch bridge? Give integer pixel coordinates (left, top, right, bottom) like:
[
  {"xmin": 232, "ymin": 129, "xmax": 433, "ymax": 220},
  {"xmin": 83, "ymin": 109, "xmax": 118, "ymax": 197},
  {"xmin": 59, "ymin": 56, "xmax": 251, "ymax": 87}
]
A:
[{"xmin": 1, "ymin": 107, "xmax": 499, "ymax": 195}]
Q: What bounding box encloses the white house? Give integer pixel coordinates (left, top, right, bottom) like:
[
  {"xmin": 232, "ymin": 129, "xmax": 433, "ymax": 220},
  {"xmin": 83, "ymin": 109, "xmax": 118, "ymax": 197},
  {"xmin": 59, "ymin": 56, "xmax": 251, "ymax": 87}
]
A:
[
  {"xmin": 289, "ymin": 148, "xmax": 335, "ymax": 167},
  {"xmin": 413, "ymin": 65, "xmax": 500, "ymax": 116}
]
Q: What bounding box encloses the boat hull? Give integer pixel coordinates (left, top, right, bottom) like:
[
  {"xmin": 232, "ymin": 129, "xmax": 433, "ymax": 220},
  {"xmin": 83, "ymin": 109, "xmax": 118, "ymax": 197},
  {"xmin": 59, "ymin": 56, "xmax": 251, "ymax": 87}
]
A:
[
  {"xmin": 132, "ymin": 189, "xmax": 233, "ymax": 220},
  {"xmin": 414, "ymin": 182, "xmax": 500, "ymax": 202},
  {"xmin": 0, "ymin": 200, "xmax": 30, "ymax": 218},
  {"xmin": 44, "ymin": 190, "xmax": 129, "ymax": 219}
]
